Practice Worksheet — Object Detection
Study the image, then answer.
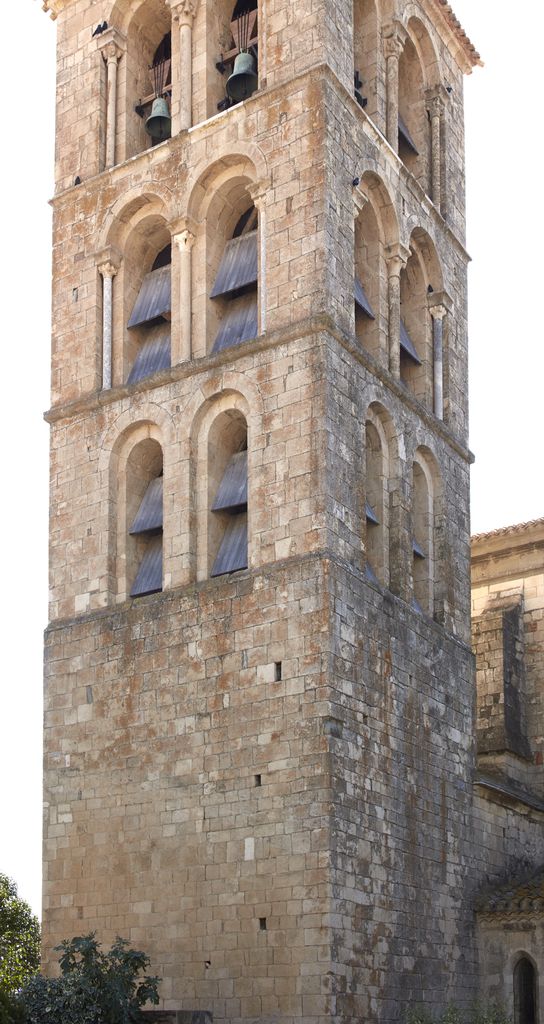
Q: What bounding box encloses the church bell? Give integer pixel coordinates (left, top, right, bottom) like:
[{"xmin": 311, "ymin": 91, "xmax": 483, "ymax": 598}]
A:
[
  {"xmin": 226, "ymin": 51, "xmax": 258, "ymax": 103},
  {"xmin": 145, "ymin": 96, "xmax": 171, "ymax": 141}
]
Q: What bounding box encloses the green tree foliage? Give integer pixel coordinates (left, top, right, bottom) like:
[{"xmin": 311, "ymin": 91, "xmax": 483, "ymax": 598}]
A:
[
  {"xmin": 20, "ymin": 934, "xmax": 160, "ymax": 1024},
  {"xmin": 0, "ymin": 874, "xmax": 40, "ymax": 995}
]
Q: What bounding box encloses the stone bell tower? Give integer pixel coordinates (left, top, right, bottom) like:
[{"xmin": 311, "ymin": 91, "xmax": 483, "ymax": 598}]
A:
[{"xmin": 41, "ymin": 0, "xmax": 481, "ymax": 1020}]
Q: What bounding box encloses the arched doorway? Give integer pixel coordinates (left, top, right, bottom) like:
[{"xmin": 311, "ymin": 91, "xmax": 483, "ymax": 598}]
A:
[{"xmin": 514, "ymin": 956, "xmax": 537, "ymax": 1024}]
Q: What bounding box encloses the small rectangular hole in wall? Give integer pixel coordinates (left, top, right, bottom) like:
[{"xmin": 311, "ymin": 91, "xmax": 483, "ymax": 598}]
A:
[
  {"xmin": 254, "ymin": 774, "xmax": 262, "ymax": 787},
  {"xmin": 259, "ymin": 917, "xmax": 267, "ymax": 931},
  {"xmin": 72, "ymin": 287, "xmax": 78, "ymax": 302},
  {"xmin": 274, "ymin": 662, "xmax": 282, "ymax": 681}
]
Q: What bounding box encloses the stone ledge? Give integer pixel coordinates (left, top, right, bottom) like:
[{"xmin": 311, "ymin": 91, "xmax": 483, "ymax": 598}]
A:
[{"xmin": 142, "ymin": 1013, "xmax": 212, "ymax": 1024}]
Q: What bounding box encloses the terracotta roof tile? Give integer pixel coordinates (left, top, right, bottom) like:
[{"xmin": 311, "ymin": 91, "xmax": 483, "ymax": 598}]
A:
[
  {"xmin": 472, "ymin": 517, "xmax": 544, "ymax": 544},
  {"xmin": 430, "ymin": 1, "xmax": 483, "ymax": 68}
]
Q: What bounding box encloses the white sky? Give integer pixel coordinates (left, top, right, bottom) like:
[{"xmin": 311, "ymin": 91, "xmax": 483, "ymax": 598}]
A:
[{"xmin": 0, "ymin": 2, "xmax": 542, "ymax": 922}]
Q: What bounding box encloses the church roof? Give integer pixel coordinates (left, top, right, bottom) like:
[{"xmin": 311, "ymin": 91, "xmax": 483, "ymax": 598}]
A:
[
  {"xmin": 476, "ymin": 867, "xmax": 544, "ymax": 917},
  {"xmin": 472, "ymin": 517, "xmax": 544, "ymax": 544}
]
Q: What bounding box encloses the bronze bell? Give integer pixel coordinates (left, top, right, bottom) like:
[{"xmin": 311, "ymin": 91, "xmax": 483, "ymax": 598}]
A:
[
  {"xmin": 145, "ymin": 96, "xmax": 171, "ymax": 141},
  {"xmin": 226, "ymin": 51, "xmax": 258, "ymax": 103}
]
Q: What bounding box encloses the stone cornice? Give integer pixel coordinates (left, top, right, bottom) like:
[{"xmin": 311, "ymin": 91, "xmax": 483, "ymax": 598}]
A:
[
  {"xmin": 48, "ymin": 61, "xmax": 472, "ymax": 267},
  {"xmin": 44, "ymin": 312, "xmax": 472, "ymax": 464},
  {"xmin": 427, "ymin": 0, "xmax": 483, "ymax": 72}
]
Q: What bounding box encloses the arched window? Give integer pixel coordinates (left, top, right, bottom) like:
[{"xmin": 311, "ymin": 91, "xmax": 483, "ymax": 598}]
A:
[
  {"xmin": 398, "ymin": 35, "xmax": 429, "ymax": 191},
  {"xmin": 354, "ymin": 201, "xmax": 379, "ymax": 359},
  {"xmin": 209, "ymin": 205, "xmax": 258, "ymax": 354},
  {"xmin": 399, "ymin": 249, "xmax": 427, "ymax": 401},
  {"xmin": 365, "ymin": 417, "xmax": 388, "ymax": 586},
  {"xmin": 514, "ymin": 957, "xmax": 537, "ymax": 1024},
  {"xmin": 123, "ymin": 1, "xmax": 172, "ymax": 160},
  {"xmin": 126, "ymin": 439, "xmax": 163, "ymax": 597},
  {"xmin": 353, "ymin": 0, "xmax": 378, "ymax": 122},
  {"xmin": 411, "ymin": 449, "xmax": 443, "ymax": 617},
  {"xmin": 208, "ymin": 411, "xmax": 248, "ymax": 577},
  {"xmin": 135, "ymin": 33, "xmax": 172, "ymax": 147},
  {"xmin": 126, "ymin": 243, "xmax": 172, "ymax": 385},
  {"xmin": 213, "ymin": 0, "xmax": 259, "ymax": 115}
]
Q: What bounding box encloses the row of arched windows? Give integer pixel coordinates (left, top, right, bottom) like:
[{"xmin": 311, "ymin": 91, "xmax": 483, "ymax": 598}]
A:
[
  {"xmin": 97, "ymin": 0, "xmax": 449, "ymax": 212},
  {"xmin": 100, "ymin": 169, "xmax": 449, "ymax": 418},
  {"xmin": 115, "ymin": 400, "xmax": 443, "ymax": 624}
]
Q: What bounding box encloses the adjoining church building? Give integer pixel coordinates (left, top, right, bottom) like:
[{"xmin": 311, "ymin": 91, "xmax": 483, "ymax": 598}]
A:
[{"xmin": 38, "ymin": 0, "xmax": 543, "ymax": 1020}]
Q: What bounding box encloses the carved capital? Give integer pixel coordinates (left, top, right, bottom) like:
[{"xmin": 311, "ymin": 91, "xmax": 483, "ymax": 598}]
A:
[
  {"xmin": 170, "ymin": 214, "xmax": 198, "ymax": 240},
  {"xmin": 247, "ymin": 179, "xmax": 270, "ymax": 210},
  {"xmin": 166, "ymin": 0, "xmax": 199, "ymax": 25},
  {"xmin": 95, "ymin": 246, "xmax": 122, "ymax": 276},
  {"xmin": 97, "ymin": 27, "xmax": 127, "ymax": 61},
  {"xmin": 425, "ymin": 84, "xmax": 449, "ymax": 118},
  {"xmin": 383, "ymin": 22, "xmax": 406, "ymax": 61},
  {"xmin": 427, "ymin": 289, "xmax": 453, "ymax": 316},
  {"xmin": 386, "ymin": 242, "xmax": 410, "ymax": 275},
  {"xmin": 98, "ymin": 261, "xmax": 119, "ymax": 280},
  {"xmin": 174, "ymin": 229, "xmax": 196, "ymax": 253}
]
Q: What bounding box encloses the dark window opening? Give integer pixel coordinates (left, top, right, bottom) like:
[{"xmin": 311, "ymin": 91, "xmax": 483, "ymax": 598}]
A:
[
  {"xmin": 274, "ymin": 662, "xmax": 282, "ymax": 681},
  {"xmin": 259, "ymin": 917, "xmax": 267, "ymax": 931},
  {"xmin": 210, "ymin": 444, "xmax": 248, "ymax": 578},
  {"xmin": 254, "ymin": 774, "xmax": 262, "ymax": 787},
  {"xmin": 210, "ymin": 207, "xmax": 258, "ymax": 353},
  {"xmin": 130, "ymin": 475, "xmax": 163, "ymax": 597},
  {"xmin": 514, "ymin": 957, "xmax": 537, "ymax": 1024},
  {"xmin": 127, "ymin": 248, "xmax": 172, "ymax": 385},
  {"xmin": 135, "ymin": 33, "xmax": 172, "ymax": 146},
  {"xmin": 216, "ymin": 0, "xmax": 258, "ymax": 110}
]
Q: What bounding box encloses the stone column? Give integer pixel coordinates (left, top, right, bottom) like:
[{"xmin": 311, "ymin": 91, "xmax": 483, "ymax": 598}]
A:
[
  {"xmin": 98, "ymin": 260, "xmax": 119, "ymax": 390},
  {"xmin": 167, "ymin": 0, "xmax": 199, "ymax": 133},
  {"xmin": 386, "ymin": 243, "xmax": 409, "ymax": 379},
  {"xmin": 173, "ymin": 225, "xmax": 196, "ymax": 363},
  {"xmin": 98, "ymin": 30, "xmax": 126, "ymax": 169},
  {"xmin": 430, "ymin": 305, "xmax": 446, "ymax": 419},
  {"xmin": 248, "ymin": 179, "xmax": 270, "ymax": 335},
  {"xmin": 383, "ymin": 25, "xmax": 405, "ymax": 152},
  {"xmin": 428, "ymin": 291, "xmax": 452, "ymax": 420},
  {"xmin": 426, "ymin": 87, "xmax": 447, "ymax": 211}
]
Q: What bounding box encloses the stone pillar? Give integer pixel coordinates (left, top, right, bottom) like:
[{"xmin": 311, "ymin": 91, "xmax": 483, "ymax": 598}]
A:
[
  {"xmin": 98, "ymin": 30, "xmax": 126, "ymax": 169},
  {"xmin": 383, "ymin": 25, "xmax": 405, "ymax": 152},
  {"xmin": 98, "ymin": 260, "xmax": 120, "ymax": 390},
  {"xmin": 430, "ymin": 305, "xmax": 446, "ymax": 419},
  {"xmin": 173, "ymin": 224, "xmax": 196, "ymax": 363},
  {"xmin": 426, "ymin": 87, "xmax": 447, "ymax": 211},
  {"xmin": 386, "ymin": 243, "xmax": 409, "ymax": 379},
  {"xmin": 167, "ymin": 0, "xmax": 199, "ymax": 133},
  {"xmin": 428, "ymin": 291, "xmax": 452, "ymax": 420},
  {"xmin": 248, "ymin": 179, "xmax": 270, "ymax": 335}
]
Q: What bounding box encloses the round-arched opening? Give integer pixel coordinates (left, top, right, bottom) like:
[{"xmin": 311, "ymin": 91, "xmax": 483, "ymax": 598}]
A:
[
  {"xmin": 122, "ymin": 219, "xmax": 172, "ymax": 386},
  {"xmin": 207, "ymin": 410, "xmax": 249, "ymax": 577},
  {"xmin": 355, "ymin": 200, "xmax": 380, "ymax": 358},
  {"xmin": 201, "ymin": 179, "xmax": 259, "ymax": 355},
  {"xmin": 125, "ymin": 437, "xmax": 164, "ymax": 596},
  {"xmin": 514, "ymin": 956, "xmax": 538, "ymax": 1024},
  {"xmin": 122, "ymin": 0, "xmax": 172, "ymax": 159},
  {"xmin": 207, "ymin": 0, "xmax": 259, "ymax": 118},
  {"xmin": 398, "ymin": 35, "xmax": 428, "ymax": 189},
  {"xmin": 365, "ymin": 417, "xmax": 388, "ymax": 585}
]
